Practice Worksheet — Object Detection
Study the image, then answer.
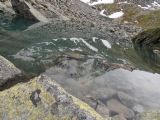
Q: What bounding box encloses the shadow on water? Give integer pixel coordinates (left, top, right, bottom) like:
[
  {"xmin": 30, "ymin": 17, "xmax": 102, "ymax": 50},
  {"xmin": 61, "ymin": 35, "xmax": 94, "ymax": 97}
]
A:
[{"xmin": 0, "ymin": 14, "xmax": 36, "ymax": 31}]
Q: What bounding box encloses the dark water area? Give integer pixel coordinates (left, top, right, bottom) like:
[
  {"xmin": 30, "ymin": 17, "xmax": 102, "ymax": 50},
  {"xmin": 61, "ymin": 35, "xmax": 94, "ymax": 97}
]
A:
[{"xmin": 0, "ymin": 14, "xmax": 36, "ymax": 31}]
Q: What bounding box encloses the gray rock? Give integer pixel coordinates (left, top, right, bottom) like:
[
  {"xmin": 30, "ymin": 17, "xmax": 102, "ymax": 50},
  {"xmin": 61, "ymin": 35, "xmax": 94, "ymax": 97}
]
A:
[
  {"xmin": 0, "ymin": 1, "xmax": 15, "ymax": 14},
  {"xmin": 107, "ymin": 99, "xmax": 135, "ymax": 119},
  {"xmin": 90, "ymin": 88, "xmax": 117, "ymax": 101},
  {"xmin": 0, "ymin": 55, "xmax": 22, "ymax": 86},
  {"xmin": 133, "ymin": 104, "xmax": 144, "ymax": 113},
  {"xmin": 11, "ymin": 0, "xmax": 48, "ymax": 22},
  {"xmin": 117, "ymin": 92, "xmax": 136, "ymax": 108},
  {"xmin": 96, "ymin": 102, "xmax": 110, "ymax": 118},
  {"xmin": 83, "ymin": 96, "xmax": 110, "ymax": 118},
  {"xmin": 111, "ymin": 114, "xmax": 127, "ymax": 120}
]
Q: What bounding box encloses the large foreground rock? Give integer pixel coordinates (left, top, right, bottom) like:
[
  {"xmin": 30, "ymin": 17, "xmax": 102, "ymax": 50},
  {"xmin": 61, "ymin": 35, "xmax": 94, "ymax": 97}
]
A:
[
  {"xmin": 0, "ymin": 55, "xmax": 22, "ymax": 86},
  {"xmin": 0, "ymin": 75, "xmax": 104, "ymax": 120}
]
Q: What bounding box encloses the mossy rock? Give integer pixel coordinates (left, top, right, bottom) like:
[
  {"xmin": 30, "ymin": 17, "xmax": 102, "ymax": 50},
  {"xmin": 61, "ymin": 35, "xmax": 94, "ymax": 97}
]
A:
[
  {"xmin": 0, "ymin": 75, "xmax": 104, "ymax": 120},
  {"xmin": 132, "ymin": 28, "xmax": 160, "ymax": 48},
  {"xmin": 132, "ymin": 28, "xmax": 160, "ymax": 70}
]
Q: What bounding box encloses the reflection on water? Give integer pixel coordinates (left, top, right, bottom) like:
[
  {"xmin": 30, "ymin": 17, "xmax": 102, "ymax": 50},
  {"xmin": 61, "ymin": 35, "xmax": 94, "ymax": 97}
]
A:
[
  {"xmin": 44, "ymin": 58, "xmax": 160, "ymax": 112},
  {"xmin": 0, "ymin": 32, "xmax": 159, "ymax": 74},
  {"xmin": 134, "ymin": 44, "xmax": 160, "ymax": 71}
]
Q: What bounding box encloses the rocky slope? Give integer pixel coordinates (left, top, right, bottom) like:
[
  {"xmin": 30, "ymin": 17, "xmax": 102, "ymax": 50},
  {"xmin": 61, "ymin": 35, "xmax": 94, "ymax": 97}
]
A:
[
  {"xmin": 92, "ymin": 0, "xmax": 160, "ymax": 29},
  {"xmin": 0, "ymin": 0, "xmax": 141, "ymax": 46}
]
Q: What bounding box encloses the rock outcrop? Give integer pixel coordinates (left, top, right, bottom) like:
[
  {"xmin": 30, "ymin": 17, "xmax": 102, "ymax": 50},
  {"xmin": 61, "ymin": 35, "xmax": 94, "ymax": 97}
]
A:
[
  {"xmin": 0, "ymin": 75, "xmax": 104, "ymax": 120},
  {"xmin": 132, "ymin": 28, "xmax": 160, "ymax": 69},
  {"xmin": 0, "ymin": 55, "xmax": 23, "ymax": 87},
  {"xmin": 11, "ymin": 0, "xmax": 48, "ymax": 22}
]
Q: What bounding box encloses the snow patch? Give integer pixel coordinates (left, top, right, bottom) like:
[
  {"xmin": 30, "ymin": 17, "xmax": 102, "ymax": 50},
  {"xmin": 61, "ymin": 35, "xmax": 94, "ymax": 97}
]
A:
[
  {"xmin": 118, "ymin": 1, "xmax": 128, "ymax": 4},
  {"xmin": 89, "ymin": 0, "xmax": 114, "ymax": 6},
  {"xmin": 69, "ymin": 37, "xmax": 98, "ymax": 52},
  {"xmin": 152, "ymin": 1, "xmax": 160, "ymax": 7},
  {"xmin": 100, "ymin": 10, "xmax": 124, "ymax": 19},
  {"xmin": 101, "ymin": 39, "xmax": 112, "ymax": 48},
  {"xmin": 108, "ymin": 11, "xmax": 124, "ymax": 18},
  {"xmin": 138, "ymin": 1, "xmax": 160, "ymax": 10},
  {"xmin": 100, "ymin": 9, "xmax": 107, "ymax": 17},
  {"xmin": 92, "ymin": 37, "xmax": 98, "ymax": 42},
  {"xmin": 70, "ymin": 48, "xmax": 83, "ymax": 51},
  {"xmin": 81, "ymin": 39, "xmax": 98, "ymax": 52},
  {"xmin": 80, "ymin": 0, "xmax": 90, "ymax": 3},
  {"xmin": 70, "ymin": 37, "xmax": 81, "ymax": 45}
]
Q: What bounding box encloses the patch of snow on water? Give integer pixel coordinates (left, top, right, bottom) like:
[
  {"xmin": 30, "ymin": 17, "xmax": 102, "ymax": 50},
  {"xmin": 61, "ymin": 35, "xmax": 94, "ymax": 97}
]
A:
[
  {"xmin": 89, "ymin": 0, "xmax": 114, "ymax": 6},
  {"xmin": 70, "ymin": 48, "xmax": 83, "ymax": 51},
  {"xmin": 12, "ymin": 48, "xmax": 36, "ymax": 61},
  {"xmin": 69, "ymin": 37, "xmax": 98, "ymax": 52},
  {"xmin": 70, "ymin": 37, "xmax": 81, "ymax": 45},
  {"xmin": 81, "ymin": 39, "xmax": 98, "ymax": 52},
  {"xmin": 53, "ymin": 38, "xmax": 58, "ymax": 41},
  {"xmin": 108, "ymin": 11, "xmax": 124, "ymax": 18},
  {"xmin": 92, "ymin": 37, "xmax": 98, "ymax": 42},
  {"xmin": 37, "ymin": 42, "xmax": 55, "ymax": 45},
  {"xmin": 101, "ymin": 39, "xmax": 112, "ymax": 48}
]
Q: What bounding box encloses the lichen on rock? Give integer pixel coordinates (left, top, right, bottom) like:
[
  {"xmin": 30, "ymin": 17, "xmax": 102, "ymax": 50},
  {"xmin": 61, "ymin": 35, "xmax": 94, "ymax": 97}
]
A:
[{"xmin": 0, "ymin": 75, "xmax": 104, "ymax": 120}]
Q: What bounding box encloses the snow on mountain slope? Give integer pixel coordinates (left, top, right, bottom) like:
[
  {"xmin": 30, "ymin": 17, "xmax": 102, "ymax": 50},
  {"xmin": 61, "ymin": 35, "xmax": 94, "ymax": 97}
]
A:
[
  {"xmin": 89, "ymin": 0, "xmax": 114, "ymax": 5},
  {"xmin": 100, "ymin": 10, "xmax": 124, "ymax": 19},
  {"xmin": 80, "ymin": 0, "xmax": 160, "ymax": 20},
  {"xmin": 80, "ymin": 0, "xmax": 160, "ymax": 9}
]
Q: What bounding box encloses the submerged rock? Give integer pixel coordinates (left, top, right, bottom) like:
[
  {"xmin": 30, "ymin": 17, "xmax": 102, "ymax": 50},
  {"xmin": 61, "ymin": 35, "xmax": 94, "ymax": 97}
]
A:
[
  {"xmin": 107, "ymin": 99, "xmax": 135, "ymax": 119},
  {"xmin": 0, "ymin": 55, "xmax": 22, "ymax": 86},
  {"xmin": 0, "ymin": 75, "xmax": 104, "ymax": 120},
  {"xmin": 138, "ymin": 111, "xmax": 160, "ymax": 120}
]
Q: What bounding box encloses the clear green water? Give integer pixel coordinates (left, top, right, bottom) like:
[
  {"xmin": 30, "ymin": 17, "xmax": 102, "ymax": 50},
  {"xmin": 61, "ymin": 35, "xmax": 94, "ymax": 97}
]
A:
[{"xmin": 0, "ymin": 18, "xmax": 159, "ymax": 75}]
